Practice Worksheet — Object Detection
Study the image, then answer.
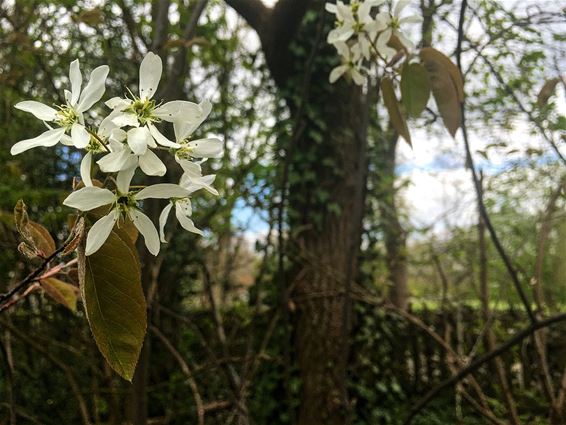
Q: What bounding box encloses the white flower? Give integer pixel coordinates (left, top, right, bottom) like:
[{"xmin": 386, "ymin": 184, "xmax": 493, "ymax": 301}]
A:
[
  {"xmin": 179, "ymin": 161, "xmax": 219, "ymax": 196},
  {"xmin": 63, "ymin": 167, "xmax": 189, "ymax": 255},
  {"xmin": 326, "ymin": 2, "xmax": 356, "ymax": 44},
  {"xmin": 106, "ymin": 52, "xmax": 203, "ymax": 151},
  {"xmin": 159, "ymin": 161, "xmax": 219, "ymax": 242},
  {"xmin": 329, "ymin": 42, "xmax": 367, "ymax": 86},
  {"xmin": 158, "ymin": 198, "xmax": 204, "ymax": 243},
  {"xmin": 12, "ymin": 59, "xmax": 109, "ymax": 155},
  {"xmin": 79, "ymin": 110, "xmax": 127, "ymax": 186},
  {"xmin": 150, "ymin": 100, "xmax": 224, "ymax": 166},
  {"xmin": 375, "ymin": 0, "xmax": 422, "ymax": 56},
  {"xmin": 96, "ymin": 127, "xmax": 167, "ymax": 177}
]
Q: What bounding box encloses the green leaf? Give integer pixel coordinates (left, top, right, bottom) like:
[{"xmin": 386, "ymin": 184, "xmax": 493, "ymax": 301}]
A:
[
  {"xmin": 78, "ymin": 227, "xmax": 146, "ymax": 381},
  {"xmin": 400, "ymin": 62, "xmax": 431, "ymax": 118},
  {"xmin": 381, "ymin": 77, "xmax": 411, "ymax": 146},
  {"xmin": 420, "ymin": 47, "xmax": 464, "ymax": 137},
  {"xmin": 40, "ymin": 277, "xmax": 79, "ymax": 312}
]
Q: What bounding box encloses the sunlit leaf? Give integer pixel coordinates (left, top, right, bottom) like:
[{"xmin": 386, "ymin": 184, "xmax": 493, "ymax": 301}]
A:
[
  {"xmin": 78, "ymin": 227, "xmax": 146, "ymax": 381},
  {"xmin": 401, "ymin": 62, "xmax": 431, "ymax": 118},
  {"xmin": 420, "ymin": 47, "xmax": 464, "ymax": 137},
  {"xmin": 40, "ymin": 277, "xmax": 79, "ymax": 312}
]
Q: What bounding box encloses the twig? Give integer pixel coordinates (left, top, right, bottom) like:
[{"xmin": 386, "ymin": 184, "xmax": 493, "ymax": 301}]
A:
[
  {"xmin": 404, "ymin": 312, "xmax": 566, "ymax": 424},
  {"xmin": 454, "ymin": 0, "xmax": 536, "ymax": 323},
  {"xmin": 150, "ymin": 325, "xmax": 205, "ymax": 425}
]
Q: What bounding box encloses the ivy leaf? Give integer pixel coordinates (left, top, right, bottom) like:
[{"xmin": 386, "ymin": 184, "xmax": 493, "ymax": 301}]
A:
[
  {"xmin": 401, "ymin": 62, "xmax": 431, "ymax": 118},
  {"xmin": 420, "ymin": 47, "xmax": 464, "ymax": 137},
  {"xmin": 381, "ymin": 77, "xmax": 412, "ymax": 146},
  {"xmin": 78, "ymin": 227, "xmax": 146, "ymax": 381},
  {"xmin": 40, "ymin": 277, "xmax": 79, "ymax": 312}
]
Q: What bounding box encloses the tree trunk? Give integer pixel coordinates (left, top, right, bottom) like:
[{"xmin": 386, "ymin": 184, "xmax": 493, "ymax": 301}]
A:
[
  {"xmin": 292, "ymin": 82, "xmax": 368, "ymax": 424},
  {"xmin": 375, "ymin": 133, "xmax": 409, "ymax": 310},
  {"xmin": 224, "ymin": 1, "xmax": 370, "ymax": 422}
]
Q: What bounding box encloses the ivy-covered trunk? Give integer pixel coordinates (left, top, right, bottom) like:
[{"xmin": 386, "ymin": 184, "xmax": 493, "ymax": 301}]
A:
[
  {"xmin": 290, "ymin": 82, "xmax": 368, "ymax": 424},
  {"xmin": 225, "ymin": 1, "xmax": 370, "ymax": 421}
]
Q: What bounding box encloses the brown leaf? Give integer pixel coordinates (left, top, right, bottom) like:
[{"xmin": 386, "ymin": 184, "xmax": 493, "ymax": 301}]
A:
[
  {"xmin": 41, "ymin": 278, "xmax": 79, "ymax": 312},
  {"xmin": 14, "ymin": 200, "xmax": 56, "ymax": 258},
  {"xmin": 420, "ymin": 47, "xmax": 463, "ymax": 137},
  {"xmin": 537, "ymin": 77, "xmax": 561, "ymax": 108},
  {"xmin": 381, "ymin": 77, "xmax": 412, "ymax": 146}
]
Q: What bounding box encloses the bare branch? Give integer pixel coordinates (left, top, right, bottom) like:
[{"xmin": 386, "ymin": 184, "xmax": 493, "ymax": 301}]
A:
[
  {"xmin": 404, "ymin": 313, "xmax": 566, "ymax": 424},
  {"xmin": 224, "ymin": 0, "xmax": 268, "ymax": 36},
  {"xmin": 150, "ymin": 325, "xmax": 205, "ymax": 425}
]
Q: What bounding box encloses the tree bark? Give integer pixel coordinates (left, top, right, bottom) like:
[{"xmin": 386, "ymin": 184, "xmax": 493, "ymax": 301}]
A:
[
  {"xmin": 375, "ymin": 132, "xmax": 409, "ymax": 310},
  {"xmin": 226, "ymin": 1, "xmax": 369, "ymax": 423}
]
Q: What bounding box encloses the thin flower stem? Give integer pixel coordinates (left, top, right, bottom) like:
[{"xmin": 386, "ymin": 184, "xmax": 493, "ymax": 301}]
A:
[{"xmin": 86, "ymin": 127, "xmax": 111, "ymax": 153}]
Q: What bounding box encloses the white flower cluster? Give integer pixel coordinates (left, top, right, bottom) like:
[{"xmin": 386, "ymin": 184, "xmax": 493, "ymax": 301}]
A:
[
  {"xmin": 12, "ymin": 52, "xmax": 222, "ymax": 256},
  {"xmin": 326, "ymin": 0, "xmax": 423, "ymax": 85}
]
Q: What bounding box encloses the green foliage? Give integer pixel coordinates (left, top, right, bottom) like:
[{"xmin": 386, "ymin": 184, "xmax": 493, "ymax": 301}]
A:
[
  {"xmin": 401, "ymin": 62, "xmax": 431, "ymax": 119},
  {"xmin": 78, "ymin": 226, "xmax": 146, "ymax": 381}
]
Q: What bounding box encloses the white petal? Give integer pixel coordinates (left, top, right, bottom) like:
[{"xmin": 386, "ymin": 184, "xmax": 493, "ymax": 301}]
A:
[
  {"xmin": 97, "ymin": 148, "xmax": 137, "ymax": 173},
  {"xmin": 136, "ymin": 184, "xmax": 189, "ymax": 200},
  {"xmin": 153, "ymin": 100, "xmax": 201, "ymax": 123},
  {"xmin": 173, "ymin": 100, "xmax": 212, "ymax": 140},
  {"xmin": 110, "ymin": 128, "xmax": 127, "ymax": 143},
  {"xmin": 127, "ymin": 127, "xmax": 151, "ymax": 155},
  {"xmin": 178, "ymin": 159, "xmax": 202, "ymax": 177},
  {"xmin": 77, "ymin": 65, "xmax": 110, "ymax": 112},
  {"xmin": 69, "ymin": 59, "xmax": 83, "ymax": 106},
  {"xmin": 14, "ymin": 101, "xmax": 58, "ymax": 121},
  {"xmin": 325, "ymin": 3, "xmax": 337, "ymax": 13},
  {"xmin": 139, "ymin": 52, "xmax": 162, "ymax": 100},
  {"xmin": 111, "ymin": 112, "xmax": 139, "ymax": 127},
  {"xmin": 85, "ymin": 211, "xmax": 118, "ymax": 256},
  {"xmin": 71, "ymin": 122, "xmax": 90, "ymax": 148},
  {"xmin": 175, "ymin": 207, "xmax": 204, "ymax": 236},
  {"xmin": 396, "ymin": 30, "xmax": 414, "ymax": 50},
  {"xmin": 129, "ymin": 209, "xmax": 160, "ymax": 255},
  {"xmin": 63, "ymin": 186, "xmax": 115, "ymax": 211},
  {"xmin": 11, "ymin": 128, "xmax": 65, "ymax": 155},
  {"xmin": 80, "ymin": 152, "xmax": 93, "ymax": 187},
  {"xmin": 182, "ymin": 174, "xmax": 219, "ymax": 196},
  {"xmin": 329, "ymin": 65, "xmax": 348, "ymax": 83},
  {"xmin": 105, "ymin": 97, "xmax": 131, "ymax": 110},
  {"xmin": 394, "ymin": 0, "xmax": 411, "ymax": 16},
  {"xmin": 147, "ymin": 123, "xmax": 181, "ymax": 148},
  {"xmin": 116, "ymin": 167, "xmax": 136, "ymax": 193},
  {"xmin": 399, "ymin": 15, "xmax": 423, "ymax": 24},
  {"xmin": 188, "ymin": 137, "xmax": 223, "ymax": 158},
  {"xmin": 176, "ymin": 198, "xmax": 192, "ymax": 216},
  {"xmin": 138, "ymin": 149, "xmax": 166, "ymax": 176},
  {"xmin": 158, "ymin": 203, "xmax": 173, "ymax": 243},
  {"xmin": 60, "ymin": 134, "xmax": 74, "ymax": 146}
]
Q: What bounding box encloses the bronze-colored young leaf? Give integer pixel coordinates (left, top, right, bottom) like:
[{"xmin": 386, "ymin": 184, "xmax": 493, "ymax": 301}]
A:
[
  {"xmin": 537, "ymin": 77, "xmax": 561, "ymax": 108},
  {"xmin": 14, "ymin": 199, "xmax": 29, "ymax": 233},
  {"xmin": 14, "ymin": 199, "xmax": 56, "ymax": 257},
  {"xmin": 420, "ymin": 47, "xmax": 463, "ymax": 137},
  {"xmin": 78, "ymin": 228, "xmax": 146, "ymax": 381},
  {"xmin": 420, "ymin": 47, "xmax": 464, "ymax": 101},
  {"xmin": 401, "ymin": 62, "xmax": 431, "ymax": 118},
  {"xmin": 27, "ymin": 222, "xmax": 57, "ymax": 257},
  {"xmin": 40, "ymin": 277, "xmax": 79, "ymax": 312},
  {"xmin": 63, "ymin": 217, "xmax": 85, "ymax": 256},
  {"xmin": 381, "ymin": 77, "xmax": 412, "ymax": 146}
]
